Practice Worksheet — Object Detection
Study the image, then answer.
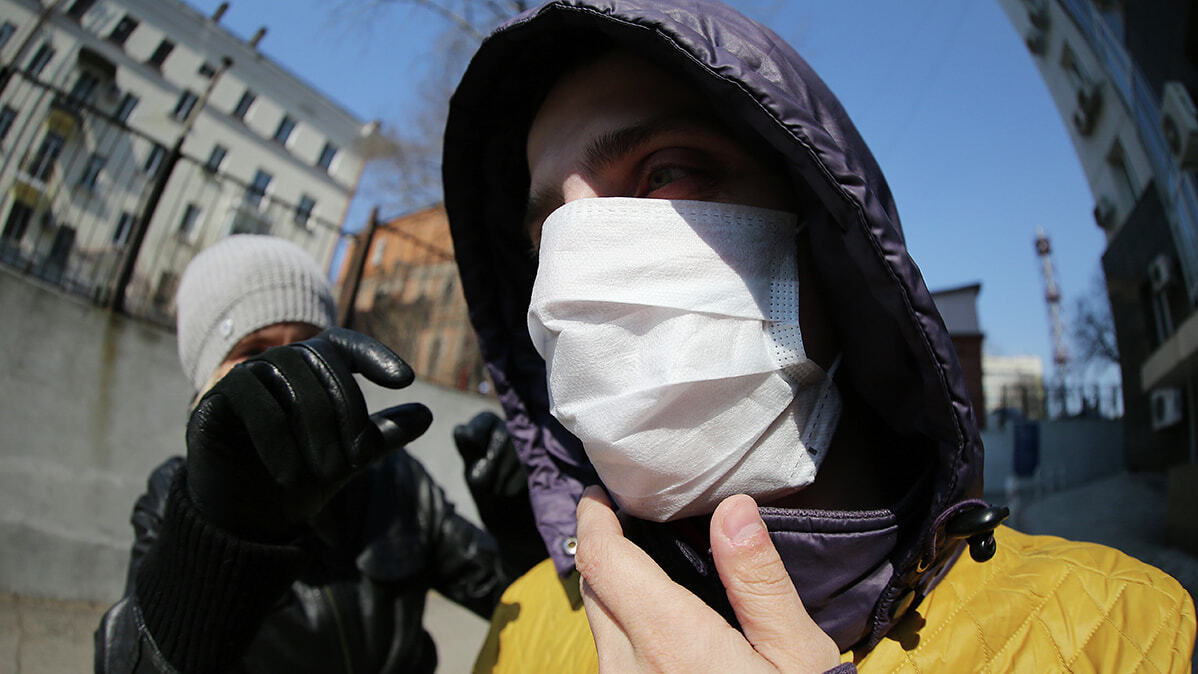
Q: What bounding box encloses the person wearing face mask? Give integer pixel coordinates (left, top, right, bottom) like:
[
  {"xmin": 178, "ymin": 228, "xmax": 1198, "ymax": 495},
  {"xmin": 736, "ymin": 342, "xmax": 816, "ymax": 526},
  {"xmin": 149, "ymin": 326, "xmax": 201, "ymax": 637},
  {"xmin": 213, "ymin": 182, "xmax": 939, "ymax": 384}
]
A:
[
  {"xmin": 94, "ymin": 235, "xmax": 537, "ymax": 673},
  {"xmin": 441, "ymin": 1, "xmax": 1196, "ymax": 672}
]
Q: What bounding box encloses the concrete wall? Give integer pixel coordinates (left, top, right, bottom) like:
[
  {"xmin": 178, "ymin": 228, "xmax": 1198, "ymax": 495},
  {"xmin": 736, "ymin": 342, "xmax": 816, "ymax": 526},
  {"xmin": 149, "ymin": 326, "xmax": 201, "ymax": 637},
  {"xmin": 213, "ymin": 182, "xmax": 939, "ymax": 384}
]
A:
[
  {"xmin": 981, "ymin": 416, "xmax": 1125, "ymax": 499},
  {"xmin": 0, "ymin": 268, "xmax": 498, "ymax": 604}
]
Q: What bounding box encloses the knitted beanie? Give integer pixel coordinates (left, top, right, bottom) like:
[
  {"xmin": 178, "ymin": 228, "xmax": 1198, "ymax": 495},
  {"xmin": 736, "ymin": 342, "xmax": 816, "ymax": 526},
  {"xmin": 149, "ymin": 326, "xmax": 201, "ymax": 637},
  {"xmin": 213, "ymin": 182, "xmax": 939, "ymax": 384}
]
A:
[{"xmin": 176, "ymin": 235, "xmax": 336, "ymax": 392}]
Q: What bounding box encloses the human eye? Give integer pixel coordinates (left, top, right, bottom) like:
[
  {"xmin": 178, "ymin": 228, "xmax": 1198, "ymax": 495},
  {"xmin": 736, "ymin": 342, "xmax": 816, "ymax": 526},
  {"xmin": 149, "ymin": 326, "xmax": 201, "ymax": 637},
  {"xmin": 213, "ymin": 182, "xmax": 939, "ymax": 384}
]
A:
[{"xmin": 633, "ymin": 148, "xmax": 719, "ymax": 200}]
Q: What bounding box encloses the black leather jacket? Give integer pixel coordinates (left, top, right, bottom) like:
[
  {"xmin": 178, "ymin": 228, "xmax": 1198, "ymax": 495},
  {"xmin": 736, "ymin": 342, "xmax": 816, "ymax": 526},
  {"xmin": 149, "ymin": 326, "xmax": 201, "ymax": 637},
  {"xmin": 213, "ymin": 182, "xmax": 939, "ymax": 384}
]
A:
[{"xmin": 95, "ymin": 451, "xmax": 512, "ymax": 673}]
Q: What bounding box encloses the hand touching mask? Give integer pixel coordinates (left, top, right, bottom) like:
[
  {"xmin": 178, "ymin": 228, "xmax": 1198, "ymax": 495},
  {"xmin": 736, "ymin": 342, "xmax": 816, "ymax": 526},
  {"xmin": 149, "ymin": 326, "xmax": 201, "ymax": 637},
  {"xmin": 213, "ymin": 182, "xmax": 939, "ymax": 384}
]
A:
[{"xmin": 528, "ymin": 198, "xmax": 841, "ymax": 521}]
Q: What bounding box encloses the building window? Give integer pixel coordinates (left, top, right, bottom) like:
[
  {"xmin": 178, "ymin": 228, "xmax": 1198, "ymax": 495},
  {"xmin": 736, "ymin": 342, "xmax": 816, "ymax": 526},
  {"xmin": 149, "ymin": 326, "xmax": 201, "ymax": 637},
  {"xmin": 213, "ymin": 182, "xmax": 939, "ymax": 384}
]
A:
[
  {"xmin": 68, "ymin": 71, "xmax": 100, "ymax": 105},
  {"xmin": 108, "ymin": 15, "xmax": 138, "ymax": 46},
  {"xmin": 371, "ymin": 239, "xmax": 386, "ymax": 268},
  {"xmin": 27, "ymin": 131, "xmax": 65, "ymax": 181},
  {"xmin": 143, "ymin": 143, "xmax": 165, "ymax": 174},
  {"xmin": 273, "ymin": 115, "xmax": 296, "ymax": 143},
  {"xmin": 26, "ymin": 43, "xmax": 55, "ymax": 78},
  {"xmin": 2, "ymin": 202, "xmax": 33, "ymax": 243},
  {"xmin": 0, "ymin": 106, "xmax": 16, "ymax": 143},
  {"xmin": 65, "ymin": 0, "xmax": 96, "ymax": 19},
  {"xmin": 114, "ymin": 92, "xmax": 138, "ymax": 123},
  {"xmin": 0, "ymin": 22, "xmax": 16, "ymax": 51},
  {"xmin": 113, "ymin": 212, "xmax": 135, "ymax": 247},
  {"xmin": 147, "ymin": 39, "xmax": 174, "ymax": 68},
  {"xmin": 294, "ymin": 195, "xmax": 315, "ymax": 227},
  {"xmin": 204, "ymin": 144, "xmax": 227, "ymax": 172},
  {"xmin": 232, "ymin": 90, "xmax": 255, "ymax": 120},
  {"xmin": 78, "ymin": 153, "xmax": 106, "ymax": 192},
  {"xmin": 198, "ymin": 62, "xmax": 216, "ymax": 78},
  {"xmin": 245, "ymin": 169, "xmax": 272, "ymax": 207},
  {"xmin": 178, "ymin": 203, "xmax": 200, "ymax": 237},
  {"xmin": 172, "ymin": 90, "xmax": 198, "ymax": 122},
  {"xmin": 316, "ymin": 142, "xmax": 337, "ymax": 171}
]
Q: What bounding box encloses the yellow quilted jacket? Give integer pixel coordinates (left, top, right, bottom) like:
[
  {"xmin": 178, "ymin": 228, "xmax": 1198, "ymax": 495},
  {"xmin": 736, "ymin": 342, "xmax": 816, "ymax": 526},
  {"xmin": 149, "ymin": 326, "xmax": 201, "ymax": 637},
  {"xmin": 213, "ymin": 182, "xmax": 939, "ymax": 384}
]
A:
[{"xmin": 474, "ymin": 526, "xmax": 1195, "ymax": 673}]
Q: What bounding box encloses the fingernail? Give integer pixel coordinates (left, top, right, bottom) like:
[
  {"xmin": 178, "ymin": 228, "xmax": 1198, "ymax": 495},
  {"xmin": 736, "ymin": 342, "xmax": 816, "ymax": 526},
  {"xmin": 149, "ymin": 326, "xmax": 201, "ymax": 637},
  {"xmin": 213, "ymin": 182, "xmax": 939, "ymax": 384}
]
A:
[{"xmin": 722, "ymin": 497, "xmax": 765, "ymax": 546}]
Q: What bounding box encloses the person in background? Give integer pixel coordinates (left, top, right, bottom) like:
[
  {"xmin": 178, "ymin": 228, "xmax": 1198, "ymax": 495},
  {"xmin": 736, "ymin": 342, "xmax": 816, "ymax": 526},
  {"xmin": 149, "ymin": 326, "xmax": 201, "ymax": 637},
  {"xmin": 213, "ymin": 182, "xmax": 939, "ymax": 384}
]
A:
[
  {"xmin": 95, "ymin": 234, "xmax": 529, "ymax": 673},
  {"xmin": 439, "ymin": 1, "xmax": 1196, "ymax": 671}
]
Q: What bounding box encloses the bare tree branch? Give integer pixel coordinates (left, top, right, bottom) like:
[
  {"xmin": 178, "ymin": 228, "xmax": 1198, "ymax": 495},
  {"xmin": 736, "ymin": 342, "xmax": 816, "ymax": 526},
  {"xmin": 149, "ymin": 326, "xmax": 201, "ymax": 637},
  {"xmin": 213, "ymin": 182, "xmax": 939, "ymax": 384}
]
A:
[{"xmin": 1069, "ymin": 269, "xmax": 1120, "ymax": 379}]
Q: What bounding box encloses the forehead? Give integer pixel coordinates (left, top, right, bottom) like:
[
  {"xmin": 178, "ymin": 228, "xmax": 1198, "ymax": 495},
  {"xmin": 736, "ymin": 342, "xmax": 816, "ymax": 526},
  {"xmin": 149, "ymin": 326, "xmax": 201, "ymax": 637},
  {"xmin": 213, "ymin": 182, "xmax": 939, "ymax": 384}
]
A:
[{"xmin": 525, "ymin": 51, "xmax": 710, "ymax": 183}]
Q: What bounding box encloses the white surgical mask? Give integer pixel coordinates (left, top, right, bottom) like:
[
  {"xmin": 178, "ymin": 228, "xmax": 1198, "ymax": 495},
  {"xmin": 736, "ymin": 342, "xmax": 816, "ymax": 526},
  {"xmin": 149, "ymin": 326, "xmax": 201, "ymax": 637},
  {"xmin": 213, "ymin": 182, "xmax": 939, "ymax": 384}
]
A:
[{"xmin": 527, "ymin": 198, "xmax": 841, "ymax": 522}]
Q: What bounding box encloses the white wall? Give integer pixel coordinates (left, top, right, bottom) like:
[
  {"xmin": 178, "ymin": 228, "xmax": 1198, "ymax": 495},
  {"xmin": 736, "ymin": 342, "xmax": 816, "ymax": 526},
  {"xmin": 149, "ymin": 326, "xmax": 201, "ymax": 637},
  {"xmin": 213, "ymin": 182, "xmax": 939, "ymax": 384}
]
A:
[{"xmin": 982, "ymin": 415, "xmax": 1124, "ymax": 498}]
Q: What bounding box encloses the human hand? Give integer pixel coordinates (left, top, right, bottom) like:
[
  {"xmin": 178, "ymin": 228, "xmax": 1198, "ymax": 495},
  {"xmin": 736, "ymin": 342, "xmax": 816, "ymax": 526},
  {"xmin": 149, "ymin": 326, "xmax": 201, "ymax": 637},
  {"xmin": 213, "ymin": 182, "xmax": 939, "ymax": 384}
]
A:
[
  {"xmin": 575, "ymin": 487, "xmax": 841, "ymax": 673},
  {"xmin": 186, "ymin": 327, "xmax": 432, "ymax": 541},
  {"xmin": 454, "ymin": 411, "xmax": 529, "ymax": 502},
  {"xmin": 453, "ymin": 411, "xmax": 545, "ymax": 573}
]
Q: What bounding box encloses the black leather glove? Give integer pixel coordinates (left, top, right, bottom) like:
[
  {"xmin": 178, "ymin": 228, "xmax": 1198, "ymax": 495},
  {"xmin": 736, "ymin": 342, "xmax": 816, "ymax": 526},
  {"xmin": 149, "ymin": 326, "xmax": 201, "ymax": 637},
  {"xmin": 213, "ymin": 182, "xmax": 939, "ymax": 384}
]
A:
[
  {"xmin": 186, "ymin": 327, "xmax": 432, "ymax": 541},
  {"xmin": 453, "ymin": 411, "xmax": 545, "ymax": 574}
]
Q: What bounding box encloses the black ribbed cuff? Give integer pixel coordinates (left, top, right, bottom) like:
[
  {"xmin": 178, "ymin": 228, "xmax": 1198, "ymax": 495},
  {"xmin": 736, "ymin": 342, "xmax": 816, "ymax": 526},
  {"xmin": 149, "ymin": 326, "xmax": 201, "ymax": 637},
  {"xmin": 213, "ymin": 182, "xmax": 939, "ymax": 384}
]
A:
[{"xmin": 134, "ymin": 469, "xmax": 305, "ymax": 673}]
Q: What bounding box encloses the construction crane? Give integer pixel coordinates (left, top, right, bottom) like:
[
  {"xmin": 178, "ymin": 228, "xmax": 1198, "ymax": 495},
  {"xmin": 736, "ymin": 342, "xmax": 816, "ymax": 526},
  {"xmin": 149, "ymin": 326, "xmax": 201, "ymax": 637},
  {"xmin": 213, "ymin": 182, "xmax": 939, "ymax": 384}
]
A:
[{"xmin": 1035, "ymin": 226, "xmax": 1069, "ymax": 381}]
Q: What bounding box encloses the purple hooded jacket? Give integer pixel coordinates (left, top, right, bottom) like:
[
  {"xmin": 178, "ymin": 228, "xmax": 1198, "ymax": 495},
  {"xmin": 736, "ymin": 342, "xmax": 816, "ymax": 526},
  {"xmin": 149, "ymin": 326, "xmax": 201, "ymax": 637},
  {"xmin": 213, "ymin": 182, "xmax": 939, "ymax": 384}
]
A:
[{"xmin": 443, "ymin": 0, "xmax": 1000, "ymax": 651}]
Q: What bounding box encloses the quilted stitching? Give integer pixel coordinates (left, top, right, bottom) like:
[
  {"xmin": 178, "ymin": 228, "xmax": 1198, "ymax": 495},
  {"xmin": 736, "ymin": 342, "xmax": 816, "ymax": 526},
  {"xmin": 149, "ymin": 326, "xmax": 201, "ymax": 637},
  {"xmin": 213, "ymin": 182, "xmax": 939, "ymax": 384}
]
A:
[{"xmin": 854, "ymin": 527, "xmax": 1196, "ymax": 673}]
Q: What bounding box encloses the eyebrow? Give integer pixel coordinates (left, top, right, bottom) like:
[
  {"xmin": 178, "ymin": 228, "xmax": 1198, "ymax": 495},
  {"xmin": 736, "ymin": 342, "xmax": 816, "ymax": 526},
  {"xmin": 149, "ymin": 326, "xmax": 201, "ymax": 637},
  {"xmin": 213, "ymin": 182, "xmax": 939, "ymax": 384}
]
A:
[{"xmin": 522, "ymin": 113, "xmax": 713, "ymax": 237}]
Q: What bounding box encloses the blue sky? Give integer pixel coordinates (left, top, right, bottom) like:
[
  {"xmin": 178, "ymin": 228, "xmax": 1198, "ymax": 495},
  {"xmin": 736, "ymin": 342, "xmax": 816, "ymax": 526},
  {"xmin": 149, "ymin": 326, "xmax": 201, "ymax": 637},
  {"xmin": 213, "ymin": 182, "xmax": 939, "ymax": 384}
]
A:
[{"xmin": 185, "ymin": 0, "xmax": 1110, "ymax": 380}]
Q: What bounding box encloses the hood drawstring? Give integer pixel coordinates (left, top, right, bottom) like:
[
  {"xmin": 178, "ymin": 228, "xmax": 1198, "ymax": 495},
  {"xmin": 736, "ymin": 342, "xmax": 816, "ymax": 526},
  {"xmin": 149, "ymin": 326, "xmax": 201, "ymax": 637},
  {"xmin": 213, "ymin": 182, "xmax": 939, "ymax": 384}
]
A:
[{"xmin": 946, "ymin": 504, "xmax": 1010, "ymax": 562}]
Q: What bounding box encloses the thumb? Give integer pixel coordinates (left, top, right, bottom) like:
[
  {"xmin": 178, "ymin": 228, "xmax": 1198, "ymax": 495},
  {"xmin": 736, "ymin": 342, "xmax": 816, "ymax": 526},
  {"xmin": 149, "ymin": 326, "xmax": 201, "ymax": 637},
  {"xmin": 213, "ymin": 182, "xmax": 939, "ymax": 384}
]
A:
[
  {"xmin": 709, "ymin": 495, "xmax": 840, "ymax": 672},
  {"xmin": 370, "ymin": 403, "xmax": 433, "ymax": 451}
]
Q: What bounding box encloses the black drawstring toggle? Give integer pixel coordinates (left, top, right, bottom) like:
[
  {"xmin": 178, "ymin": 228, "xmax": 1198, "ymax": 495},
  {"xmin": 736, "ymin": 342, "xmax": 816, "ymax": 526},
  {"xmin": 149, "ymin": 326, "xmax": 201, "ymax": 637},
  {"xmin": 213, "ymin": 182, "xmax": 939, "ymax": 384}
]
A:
[{"xmin": 945, "ymin": 505, "xmax": 1009, "ymax": 562}]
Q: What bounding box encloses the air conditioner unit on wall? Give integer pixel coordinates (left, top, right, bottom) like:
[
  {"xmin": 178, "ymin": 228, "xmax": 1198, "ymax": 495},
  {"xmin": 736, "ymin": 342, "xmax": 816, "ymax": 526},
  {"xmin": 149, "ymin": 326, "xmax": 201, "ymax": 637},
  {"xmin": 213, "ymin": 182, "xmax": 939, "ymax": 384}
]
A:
[
  {"xmin": 1093, "ymin": 196, "xmax": 1116, "ymax": 230},
  {"xmin": 1025, "ymin": 28, "xmax": 1047, "ymax": 55},
  {"xmin": 1150, "ymin": 387, "xmax": 1184, "ymax": 430},
  {"xmin": 1148, "ymin": 253, "xmax": 1173, "ymax": 291},
  {"xmin": 1073, "ymin": 82, "xmax": 1103, "ymax": 136},
  {"xmin": 1161, "ymin": 81, "xmax": 1198, "ymax": 170},
  {"xmin": 1022, "ymin": 0, "xmax": 1050, "ymax": 30}
]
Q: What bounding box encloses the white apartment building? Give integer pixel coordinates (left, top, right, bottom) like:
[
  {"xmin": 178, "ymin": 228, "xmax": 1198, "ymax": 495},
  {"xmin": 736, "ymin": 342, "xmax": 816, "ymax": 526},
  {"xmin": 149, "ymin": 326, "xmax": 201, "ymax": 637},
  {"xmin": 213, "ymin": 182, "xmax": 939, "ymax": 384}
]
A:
[
  {"xmin": 999, "ymin": 0, "xmax": 1198, "ymax": 467},
  {"xmin": 0, "ymin": 0, "xmax": 379, "ymax": 321},
  {"xmin": 983, "ymin": 353, "xmax": 1045, "ymax": 415},
  {"xmin": 999, "ymin": 0, "xmax": 1156, "ymax": 242}
]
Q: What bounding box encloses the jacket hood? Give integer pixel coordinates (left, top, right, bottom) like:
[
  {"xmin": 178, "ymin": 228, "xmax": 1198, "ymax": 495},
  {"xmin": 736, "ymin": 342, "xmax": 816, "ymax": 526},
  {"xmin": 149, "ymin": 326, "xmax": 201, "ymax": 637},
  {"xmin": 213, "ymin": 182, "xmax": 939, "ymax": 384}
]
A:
[{"xmin": 444, "ymin": 0, "xmax": 988, "ymax": 649}]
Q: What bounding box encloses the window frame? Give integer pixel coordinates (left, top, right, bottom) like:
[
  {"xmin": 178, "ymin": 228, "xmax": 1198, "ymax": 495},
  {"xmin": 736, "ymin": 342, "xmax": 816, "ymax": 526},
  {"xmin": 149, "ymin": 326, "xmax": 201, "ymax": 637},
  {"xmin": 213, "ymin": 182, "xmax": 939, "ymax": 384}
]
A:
[
  {"xmin": 65, "ymin": 0, "xmax": 97, "ymax": 19},
  {"xmin": 232, "ymin": 90, "xmax": 256, "ymax": 121},
  {"xmin": 2, "ymin": 202, "xmax": 34, "ymax": 243},
  {"xmin": 245, "ymin": 169, "xmax": 273, "ymax": 208},
  {"xmin": 204, "ymin": 144, "xmax": 227, "ymax": 173},
  {"xmin": 316, "ymin": 142, "xmax": 337, "ymax": 171},
  {"xmin": 114, "ymin": 92, "xmax": 138, "ymax": 123},
  {"xmin": 0, "ymin": 106, "xmax": 17, "ymax": 144},
  {"xmin": 28, "ymin": 131, "xmax": 66, "ymax": 181},
  {"xmin": 108, "ymin": 15, "xmax": 139, "ymax": 46},
  {"xmin": 77, "ymin": 153, "xmax": 106, "ymax": 192},
  {"xmin": 273, "ymin": 115, "xmax": 297, "ymax": 144},
  {"xmin": 143, "ymin": 143, "xmax": 166, "ymax": 175},
  {"xmin": 147, "ymin": 39, "xmax": 175, "ymax": 69},
  {"xmin": 0, "ymin": 22, "xmax": 17, "ymax": 51},
  {"xmin": 294, "ymin": 194, "xmax": 316, "ymax": 227},
  {"xmin": 177, "ymin": 203, "xmax": 201, "ymax": 238},
  {"xmin": 172, "ymin": 89, "xmax": 199, "ymax": 122},
  {"xmin": 26, "ymin": 43, "xmax": 55, "ymax": 78},
  {"xmin": 112, "ymin": 212, "xmax": 135, "ymax": 247}
]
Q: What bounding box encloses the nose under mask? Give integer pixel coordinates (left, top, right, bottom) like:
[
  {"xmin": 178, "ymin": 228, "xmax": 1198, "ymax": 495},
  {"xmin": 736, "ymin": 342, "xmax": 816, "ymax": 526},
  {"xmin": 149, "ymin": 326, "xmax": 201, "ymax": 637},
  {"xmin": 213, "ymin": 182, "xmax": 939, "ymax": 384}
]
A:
[{"xmin": 527, "ymin": 197, "xmax": 841, "ymax": 521}]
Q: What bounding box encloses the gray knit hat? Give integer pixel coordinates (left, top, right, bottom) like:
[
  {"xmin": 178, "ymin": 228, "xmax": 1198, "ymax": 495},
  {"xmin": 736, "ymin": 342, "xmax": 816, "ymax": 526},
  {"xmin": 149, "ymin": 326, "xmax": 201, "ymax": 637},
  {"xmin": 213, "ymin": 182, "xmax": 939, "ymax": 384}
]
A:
[{"xmin": 176, "ymin": 234, "xmax": 336, "ymax": 391}]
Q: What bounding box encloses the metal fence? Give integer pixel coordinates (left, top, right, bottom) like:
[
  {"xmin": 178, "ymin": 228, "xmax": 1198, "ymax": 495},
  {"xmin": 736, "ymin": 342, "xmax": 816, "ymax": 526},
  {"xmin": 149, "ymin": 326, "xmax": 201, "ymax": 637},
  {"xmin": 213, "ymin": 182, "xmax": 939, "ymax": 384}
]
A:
[
  {"xmin": 0, "ymin": 67, "xmax": 346, "ymax": 328},
  {"xmin": 991, "ymin": 382, "xmax": 1124, "ymax": 423}
]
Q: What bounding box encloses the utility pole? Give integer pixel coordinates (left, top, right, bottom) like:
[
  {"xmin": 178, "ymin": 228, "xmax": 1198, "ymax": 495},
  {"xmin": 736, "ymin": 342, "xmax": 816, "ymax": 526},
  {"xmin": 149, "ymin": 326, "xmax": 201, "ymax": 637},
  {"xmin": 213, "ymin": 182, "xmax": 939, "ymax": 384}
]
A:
[
  {"xmin": 108, "ymin": 56, "xmax": 232, "ymax": 313},
  {"xmin": 337, "ymin": 206, "xmax": 380, "ymax": 330}
]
